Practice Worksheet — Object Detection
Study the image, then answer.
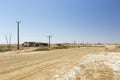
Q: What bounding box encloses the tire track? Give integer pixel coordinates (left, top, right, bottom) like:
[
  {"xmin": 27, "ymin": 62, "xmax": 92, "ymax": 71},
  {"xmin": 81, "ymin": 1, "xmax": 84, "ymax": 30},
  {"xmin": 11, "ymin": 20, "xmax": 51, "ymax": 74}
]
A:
[
  {"xmin": 0, "ymin": 54, "xmax": 66, "ymax": 75},
  {"xmin": 0, "ymin": 51, "xmax": 79, "ymax": 80},
  {"xmin": 6, "ymin": 54, "xmax": 81, "ymax": 80}
]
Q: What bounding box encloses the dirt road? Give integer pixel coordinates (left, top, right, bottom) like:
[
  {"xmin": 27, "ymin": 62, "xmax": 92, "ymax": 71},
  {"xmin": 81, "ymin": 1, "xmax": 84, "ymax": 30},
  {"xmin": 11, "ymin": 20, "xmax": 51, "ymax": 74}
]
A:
[{"xmin": 0, "ymin": 47, "xmax": 105, "ymax": 80}]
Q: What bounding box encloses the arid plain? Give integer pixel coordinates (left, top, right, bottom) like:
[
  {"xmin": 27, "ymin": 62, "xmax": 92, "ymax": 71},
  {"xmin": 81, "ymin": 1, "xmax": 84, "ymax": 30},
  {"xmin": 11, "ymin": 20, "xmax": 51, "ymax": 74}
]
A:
[{"xmin": 0, "ymin": 45, "xmax": 120, "ymax": 80}]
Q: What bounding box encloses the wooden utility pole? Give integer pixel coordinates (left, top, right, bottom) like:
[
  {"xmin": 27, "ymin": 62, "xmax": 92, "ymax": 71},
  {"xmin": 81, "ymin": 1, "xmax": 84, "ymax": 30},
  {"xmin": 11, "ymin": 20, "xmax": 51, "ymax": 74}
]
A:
[
  {"xmin": 47, "ymin": 35, "xmax": 52, "ymax": 48},
  {"xmin": 16, "ymin": 21, "xmax": 21, "ymax": 50},
  {"xmin": 74, "ymin": 41, "xmax": 76, "ymax": 48}
]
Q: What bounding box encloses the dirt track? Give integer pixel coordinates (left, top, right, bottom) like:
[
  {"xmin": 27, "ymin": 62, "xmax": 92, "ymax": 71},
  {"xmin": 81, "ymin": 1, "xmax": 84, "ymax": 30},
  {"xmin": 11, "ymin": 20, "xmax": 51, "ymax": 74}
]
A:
[{"xmin": 0, "ymin": 47, "xmax": 105, "ymax": 80}]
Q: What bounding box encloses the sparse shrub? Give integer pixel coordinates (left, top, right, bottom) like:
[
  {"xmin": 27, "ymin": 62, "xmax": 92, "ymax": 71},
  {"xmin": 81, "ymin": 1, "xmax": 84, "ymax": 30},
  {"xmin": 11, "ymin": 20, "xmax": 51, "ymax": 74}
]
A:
[
  {"xmin": 33, "ymin": 47, "xmax": 50, "ymax": 51},
  {"xmin": 105, "ymin": 48, "xmax": 109, "ymax": 51},
  {"xmin": 105, "ymin": 47, "xmax": 117, "ymax": 52},
  {"xmin": 52, "ymin": 45, "xmax": 70, "ymax": 49},
  {"xmin": 0, "ymin": 48, "xmax": 10, "ymax": 52}
]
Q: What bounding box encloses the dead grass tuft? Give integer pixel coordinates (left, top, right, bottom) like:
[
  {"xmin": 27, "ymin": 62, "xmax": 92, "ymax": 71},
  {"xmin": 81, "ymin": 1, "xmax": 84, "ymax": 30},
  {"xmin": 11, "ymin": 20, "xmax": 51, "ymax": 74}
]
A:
[{"xmin": 79, "ymin": 62, "xmax": 114, "ymax": 80}]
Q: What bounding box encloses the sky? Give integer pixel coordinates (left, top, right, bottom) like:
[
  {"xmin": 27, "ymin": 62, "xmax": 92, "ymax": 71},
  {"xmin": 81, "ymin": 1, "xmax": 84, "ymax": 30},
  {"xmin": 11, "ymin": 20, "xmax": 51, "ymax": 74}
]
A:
[{"xmin": 0, "ymin": 0, "xmax": 120, "ymax": 44}]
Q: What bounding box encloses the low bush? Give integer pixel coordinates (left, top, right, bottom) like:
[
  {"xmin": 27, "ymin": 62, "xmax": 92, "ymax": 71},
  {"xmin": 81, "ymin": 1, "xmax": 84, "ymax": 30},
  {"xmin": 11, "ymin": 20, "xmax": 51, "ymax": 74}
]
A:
[
  {"xmin": 34, "ymin": 47, "xmax": 50, "ymax": 51},
  {"xmin": 0, "ymin": 48, "xmax": 10, "ymax": 52},
  {"xmin": 52, "ymin": 45, "xmax": 70, "ymax": 49}
]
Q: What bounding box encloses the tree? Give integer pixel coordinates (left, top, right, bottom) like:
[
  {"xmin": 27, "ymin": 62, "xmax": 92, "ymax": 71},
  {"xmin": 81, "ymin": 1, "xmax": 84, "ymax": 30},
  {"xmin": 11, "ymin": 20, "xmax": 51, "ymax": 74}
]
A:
[{"xmin": 4, "ymin": 33, "xmax": 12, "ymax": 50}]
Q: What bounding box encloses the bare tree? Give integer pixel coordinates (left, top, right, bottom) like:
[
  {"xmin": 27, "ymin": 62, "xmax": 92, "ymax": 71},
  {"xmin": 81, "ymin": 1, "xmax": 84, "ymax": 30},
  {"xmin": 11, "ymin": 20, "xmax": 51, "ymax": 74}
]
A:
[{"xmin": 4, "ymin": 33, "xmax": 12, "ymax": 50}]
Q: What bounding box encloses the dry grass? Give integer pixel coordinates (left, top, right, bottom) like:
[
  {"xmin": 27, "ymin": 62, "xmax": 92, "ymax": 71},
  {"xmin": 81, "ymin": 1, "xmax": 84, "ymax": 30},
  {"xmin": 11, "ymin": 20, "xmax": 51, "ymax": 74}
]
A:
[{"xmin": 79, "ymin": 62, "xmax": 114, "ymax": 80}]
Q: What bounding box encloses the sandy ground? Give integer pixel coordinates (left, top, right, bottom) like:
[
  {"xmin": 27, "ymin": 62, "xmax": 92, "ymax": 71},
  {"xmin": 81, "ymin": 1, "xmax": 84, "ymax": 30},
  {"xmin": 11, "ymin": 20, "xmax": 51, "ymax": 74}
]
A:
[{"xmin": 0, "ymin": 47, "xmax": 119, "ymax": 80}]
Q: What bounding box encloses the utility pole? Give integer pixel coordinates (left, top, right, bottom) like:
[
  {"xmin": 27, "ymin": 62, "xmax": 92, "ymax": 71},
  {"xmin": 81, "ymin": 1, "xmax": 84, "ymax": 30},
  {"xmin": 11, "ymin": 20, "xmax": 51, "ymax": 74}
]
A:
[
  {"xmin": 47, "ymin": 35, "xmax": 52, "ymax": 48},
  {"xmin": 74, "ymin": 41, "xmax": 76, "ymax": 48},
  {"xmin": 16, "ymin": 21, "xmax": 21, "ymax": 50}
]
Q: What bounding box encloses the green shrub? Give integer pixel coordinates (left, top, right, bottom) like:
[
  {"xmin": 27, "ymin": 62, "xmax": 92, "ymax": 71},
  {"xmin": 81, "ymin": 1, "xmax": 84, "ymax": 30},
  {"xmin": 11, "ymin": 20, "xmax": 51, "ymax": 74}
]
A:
[
  {"xmin": 52, "ymin": 45, "xmax": 69, "ymax": 49},
  {"xmin": 34, "ymin": 47, "xmax": 50, "ymax": 51},
  {"xmin": 0, "ymin": 48, "xmax": 9, "ymax": 52}
]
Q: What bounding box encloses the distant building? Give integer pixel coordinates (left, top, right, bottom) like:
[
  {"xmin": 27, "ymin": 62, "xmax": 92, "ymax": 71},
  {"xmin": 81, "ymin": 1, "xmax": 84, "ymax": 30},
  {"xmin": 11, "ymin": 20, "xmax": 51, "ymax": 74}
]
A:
[{"xmin": 22, "ymin": 42, "xmax": 48, "ymax": 47}]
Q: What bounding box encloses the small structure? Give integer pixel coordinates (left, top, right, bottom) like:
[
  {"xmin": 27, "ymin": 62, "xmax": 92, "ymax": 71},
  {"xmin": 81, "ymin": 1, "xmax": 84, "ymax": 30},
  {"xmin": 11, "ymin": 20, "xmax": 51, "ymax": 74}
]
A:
[{"xmin": 22, "ymin": 42, "xmax": 48, "ymax": 47}]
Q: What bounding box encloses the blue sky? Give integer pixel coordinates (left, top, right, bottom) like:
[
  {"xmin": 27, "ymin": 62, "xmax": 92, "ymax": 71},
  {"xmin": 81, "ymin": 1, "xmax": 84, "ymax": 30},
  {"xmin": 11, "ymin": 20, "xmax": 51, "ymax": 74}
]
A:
[{"xmin": 0, "ymin": 0, "xmax": 120, "ymax": 44}]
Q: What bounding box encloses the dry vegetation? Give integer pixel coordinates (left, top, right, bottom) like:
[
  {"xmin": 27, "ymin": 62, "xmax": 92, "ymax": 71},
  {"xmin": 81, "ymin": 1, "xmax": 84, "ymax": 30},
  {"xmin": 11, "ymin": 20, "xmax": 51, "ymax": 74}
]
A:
[{"xmin": 0, "ymin": 44, "xmax": 120, "ymax": 80}]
